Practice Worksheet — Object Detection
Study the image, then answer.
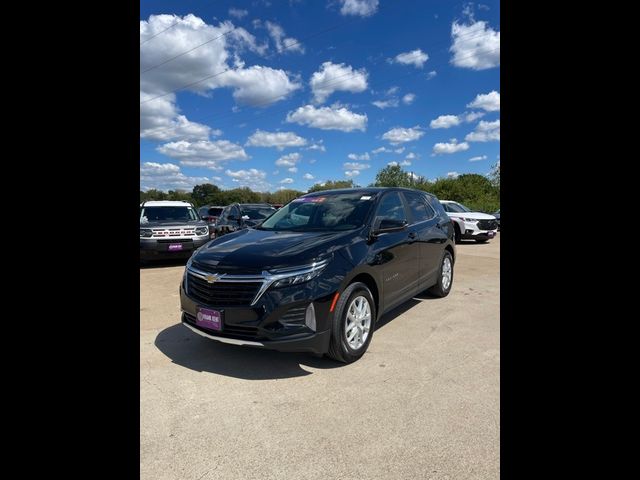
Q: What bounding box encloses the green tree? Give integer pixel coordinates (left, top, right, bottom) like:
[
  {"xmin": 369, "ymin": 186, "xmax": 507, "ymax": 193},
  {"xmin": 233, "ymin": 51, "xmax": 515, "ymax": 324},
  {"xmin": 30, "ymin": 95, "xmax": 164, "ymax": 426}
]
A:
[
  {"xmin": 308, "ymin": 179, "xmax": 355, "ymax": 192},
  {"xmin": 191, "ymin": 184, "xmax": 221, "ymax": 206},
  {"xmin": 372, "ymin": 164, "xmax": 428, "ymax": 188},
  {"xmin": 140, "ymin": 189, "xmax": 168, "ymax": 203}
]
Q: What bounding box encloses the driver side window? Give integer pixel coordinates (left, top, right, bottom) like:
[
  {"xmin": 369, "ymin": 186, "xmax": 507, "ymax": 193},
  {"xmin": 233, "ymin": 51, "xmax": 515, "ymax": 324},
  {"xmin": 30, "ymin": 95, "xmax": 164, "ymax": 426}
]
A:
[{"xmin": 375, "ymin": 192, "xmax": 407, "ymax": 223}]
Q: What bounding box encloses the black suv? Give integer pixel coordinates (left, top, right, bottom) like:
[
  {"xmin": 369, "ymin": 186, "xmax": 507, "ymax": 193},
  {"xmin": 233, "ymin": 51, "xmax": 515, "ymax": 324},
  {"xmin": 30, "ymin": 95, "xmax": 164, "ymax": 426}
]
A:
[
  {"xmin": 214, "ymin": 203, "xmax": 277, "ymax": 237},
  {"xmin": 140, "ymin": 201, "xmax": 210, "ymax": 260},
  {"xmin": 180, "ymin": 188, "xmax": 455, "ymax": 363}
]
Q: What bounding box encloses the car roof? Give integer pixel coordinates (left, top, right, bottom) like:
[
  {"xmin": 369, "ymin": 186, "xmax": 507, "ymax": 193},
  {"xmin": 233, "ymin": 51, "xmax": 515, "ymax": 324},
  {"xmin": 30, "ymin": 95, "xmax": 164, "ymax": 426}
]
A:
[
  {"xmin": 237, "ymin": 203, "xmax": 276, "ymax": 207},
  {"xmin": 302, "ymin": 187, "xmax": 436, "ymax": 197},
  {"xmin": 140, "ymin": 201, "xmax": 193, "ymax": 207}
]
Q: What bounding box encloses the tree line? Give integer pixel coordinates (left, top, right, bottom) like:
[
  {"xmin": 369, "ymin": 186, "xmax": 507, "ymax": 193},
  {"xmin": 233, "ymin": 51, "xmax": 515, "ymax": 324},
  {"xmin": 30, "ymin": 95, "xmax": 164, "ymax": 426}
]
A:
[{"xmin": 140, "ymin": 163, "xmax": 500, "ymax": 213}]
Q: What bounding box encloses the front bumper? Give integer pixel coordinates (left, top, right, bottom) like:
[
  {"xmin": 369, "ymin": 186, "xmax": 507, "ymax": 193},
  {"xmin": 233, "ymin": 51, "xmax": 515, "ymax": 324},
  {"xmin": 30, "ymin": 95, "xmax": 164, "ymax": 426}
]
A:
[
  {"xmin": 179, "ymin": 280, "xmax": 335, "ymax": 354},
  {"xmin": 140, "ymin": 236, "xmax": 209, "ymax": 258},
  {"xmin": 460, "ymin": 221, "xmax": 498, "ymax": 240}
]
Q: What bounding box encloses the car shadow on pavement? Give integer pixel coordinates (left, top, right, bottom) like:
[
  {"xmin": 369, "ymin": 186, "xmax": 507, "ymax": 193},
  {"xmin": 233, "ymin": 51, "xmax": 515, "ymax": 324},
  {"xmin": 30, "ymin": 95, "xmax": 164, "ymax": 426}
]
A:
[
  {"xmin": 154, "ymin": 324, "xmax": 343, "ymax": 380},
  {"xmin": 374, "ymin": 290, "xmax": 438, "ymax": 331},
  {"xmin": 140, "ymin": 258, "xmax": 189, "ymax": 269}
]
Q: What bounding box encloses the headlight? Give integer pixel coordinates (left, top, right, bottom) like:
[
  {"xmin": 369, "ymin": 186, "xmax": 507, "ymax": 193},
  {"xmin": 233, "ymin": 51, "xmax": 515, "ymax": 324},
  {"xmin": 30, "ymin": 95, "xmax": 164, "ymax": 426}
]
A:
[
  {"xmin": 270, "ymin": 259, "xmax": 330, "ymax": 288},
  {"xmin": 195, "ymin": 226, "xmax": 209, "ymax": 236},
  {"xmin": 140, "ymin": 228, "xmax": 153, "ymax": 238},
  {"xmin": 462, "ymin": 218, "xmax": 478, "ymax": 223}
]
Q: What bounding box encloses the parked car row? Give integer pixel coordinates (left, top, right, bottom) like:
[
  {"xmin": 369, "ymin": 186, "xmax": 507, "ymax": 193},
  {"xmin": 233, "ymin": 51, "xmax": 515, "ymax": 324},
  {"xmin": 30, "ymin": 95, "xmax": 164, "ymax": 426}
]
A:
[{"xmin": 140, "ymin": 189, "xmax": 498, "ymax": 363}]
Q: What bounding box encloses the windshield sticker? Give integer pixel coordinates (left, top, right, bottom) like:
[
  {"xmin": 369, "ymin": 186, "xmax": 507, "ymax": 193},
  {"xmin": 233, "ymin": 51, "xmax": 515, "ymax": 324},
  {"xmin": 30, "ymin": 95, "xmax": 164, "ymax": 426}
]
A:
[
  {"xmin": 294, "ymin": 197, "xmax": 326, "ymax": 203},
  {"xmin": 360, "ymin": 195, "xmax": 372, "ymax": 200}
]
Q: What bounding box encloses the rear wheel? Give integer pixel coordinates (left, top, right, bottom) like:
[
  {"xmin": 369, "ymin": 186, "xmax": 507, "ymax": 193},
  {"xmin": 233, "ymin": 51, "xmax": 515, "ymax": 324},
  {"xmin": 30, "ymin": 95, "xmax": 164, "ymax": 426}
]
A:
[
  {"xmin": 428, "ymin": 251, "xmax": 454, "ymax": 298},
  {"xmin": 326, "ymin": 282, "xmax": 376, "ymax": 363}
]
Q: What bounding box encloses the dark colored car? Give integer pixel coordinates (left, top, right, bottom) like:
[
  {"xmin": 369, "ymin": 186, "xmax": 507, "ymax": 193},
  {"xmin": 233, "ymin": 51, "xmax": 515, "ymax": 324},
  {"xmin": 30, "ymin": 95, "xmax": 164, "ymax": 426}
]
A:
[
  {"xmin": 140, "ymin": 201, "xmax": 210, "ymax": 261},
  {"xmin": 493, "ymin": 209, "xmax": 500, "ymax": 230},
  {"xmin": 198, "ymin": 205, "xmax": 225, "ymax": 238},
  {"xmin": 214, "ymin": 203, "xmax": 277, "ymax": 237},
  {"xmin": 180, "ymin": 188, "xmax": 455, "ymax": 363}
]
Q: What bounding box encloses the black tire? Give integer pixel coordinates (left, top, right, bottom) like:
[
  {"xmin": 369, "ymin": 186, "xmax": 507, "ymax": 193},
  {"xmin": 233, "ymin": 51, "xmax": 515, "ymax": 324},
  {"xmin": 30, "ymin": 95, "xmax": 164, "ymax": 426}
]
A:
[
  {"xmin": 428, "ymin": 251, "xmax": 454, "ymax": 298},
  {"xmin": 326, "ymin": 282, "xmax": 376, "ymax": 364},
  {"xmin": 453, "ymin": 223, "xmax": 462, "ymax": 243},
  {"xmin": 475, "ymin": 239, "xmax": 488, "ymax": 243}
]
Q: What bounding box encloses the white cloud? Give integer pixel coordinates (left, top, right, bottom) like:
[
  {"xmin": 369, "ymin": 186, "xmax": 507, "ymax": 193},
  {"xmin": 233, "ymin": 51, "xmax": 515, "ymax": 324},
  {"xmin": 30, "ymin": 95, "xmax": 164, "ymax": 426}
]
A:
[
  {"xmin": 392, "ymin": 49, "xmax": 429, "ymax": 68},
  {"xmin": 343, "ymin": 162, "xmax": 370, "ymax": 170},
  {"xmin": 402, "ymin": 93, "xmax": 416, "ymax": 105},
  {"xmin": 372, "ymin": 98, "xmax": 399, "ymax": 109},
  {"xmin": 309, "ymin": 158, "xmax": 317, "ymax": 164},
  {"xmin": 339, "ymin": 0, "xmax": 379, "ymax": 17},
  {"xmin": 430, "ymin": 114, "xmax": 461, "ymax": 129},
  {"xmin": 265, "ymin": 21, "xmax": 304, "ymax": 54},
  {"xmin": 286, "ymin": 104, "xmax": 367, "ymax": 132},
  {"xmin": 347, "ymin": 152, "xmax": 370, "ymax": 161},
  {"xmin": 288, "ymin": 167, "xmax": 298, "ymax": 173},
  {"xmin": 345, "ymin": 170, "xmax": 361, "ymax": 177},
  {"xmin": 463, "ymin": 111, "xmax": 486, "ymax": 122},
  {"xmin": 465, "ymin": 119, "xmax": 500, "ymax": 142},
  {"xmin": 467, "ymin": 91, "xmax": 500, "ymax": 111},
  {"xmin": 140, "ymin": 162, "xmax": 212, "ymax": 191},
  {"xmin": 387, "ymin": 161, "xmax": 399, "ymax": 166},
  {"xmin": 400, "ymin": 160, "xmax": 412, "ymax": 166},
  {"xmin": 432, "ymin": 139, "xmax": 470, "ymax": 155},
  {"xmin": 275, "ymin": 152, "xmax": 302, "ymax": 167},
  {"xmin": 405, "ymin": 152, "xmax": 417, "ymax": 160},
  {"xmin": 372, "ymin": 146, "xmax": 392, "ymax": 154},
  {"xmin": 447, "ymin": 172, "xmax": 460, "ymax": 178},
  {"xmin": 394, "ymin": 147, "xmax": 405, "ymax": 154},
  {"xmin": 382, "ymin": 126, "xmax": 425, "ymax": 144},
  {"xmin": 450, "ymin": 21, "xmax": 500, "ymax": 70},
  {"xmin": 225, "ymin": 168, "xmax": 270, "ymax": 190},
  {"xmin": 386, "ymin": 86, "xmax": 399, "ymax": 95},
  {"xmin": 157, "ymin": 139, "xmax": 249, "ymax": 169},
  {"xmin": 246, "ymin": 130, "xmax": 307, "ymax": 149},
  {"xmin": 228, "ymin": 8, "xmax": 248, "ymax": 19},
  {"xmin": 426, "ymin": 70, "xmax": 437, "ymax": 79},
  {"xmin": 469, "ymin": 155, "xmax": 488, "ymax": 162},
  {"xmin": 303, "ymin": 173, "xmax": 314, "ymax": 180},
  {"xmin": 310, "ymin": 61, "xmax": 368, "ymax": 103},
  {"xmin": 306, "ymin": 140, "xmax": 326, "ymax": 152},
  {"xmin": 280, "ymin": 177, "xmax": 294, "ymax": 184},
  {"xmin": 220, "ymin": 66, "xmax": 301, "ymax": 105}
]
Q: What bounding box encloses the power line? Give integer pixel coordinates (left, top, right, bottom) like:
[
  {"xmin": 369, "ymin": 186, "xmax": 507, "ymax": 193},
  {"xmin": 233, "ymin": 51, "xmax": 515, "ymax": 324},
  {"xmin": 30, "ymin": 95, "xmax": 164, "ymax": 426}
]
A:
[
  {"xmin": 142, "ymin": 45, "xmax": 499, "ymax": 139},
  {"xmin": 140, "ymin": 26, "xmax": 493, "ymax": 106},
  {"xmin": 140, "ymin": 19, "xmax": 179, "ymax": 46},
  {"xmin": 140, "ymin": 27, "xmax": 238, "ymax": 74}
]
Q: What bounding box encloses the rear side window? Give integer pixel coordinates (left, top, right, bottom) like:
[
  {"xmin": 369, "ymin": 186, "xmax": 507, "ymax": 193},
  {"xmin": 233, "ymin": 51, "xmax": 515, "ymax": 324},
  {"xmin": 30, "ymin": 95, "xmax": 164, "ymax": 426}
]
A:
[
  {"xmin": 404, "ymin": 192, "xmax": 435, "ymax": 223},
  {"xmin": 375, "ymin": 192, "xmax": 407, "ymax": 222}
]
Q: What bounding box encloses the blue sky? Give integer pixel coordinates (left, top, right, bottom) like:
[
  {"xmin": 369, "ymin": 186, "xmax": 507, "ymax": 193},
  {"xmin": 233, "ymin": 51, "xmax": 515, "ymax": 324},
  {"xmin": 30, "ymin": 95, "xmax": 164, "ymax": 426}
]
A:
[{"xmin": 140, "ymin": 0, "xmax": 500, "ymax": 192}]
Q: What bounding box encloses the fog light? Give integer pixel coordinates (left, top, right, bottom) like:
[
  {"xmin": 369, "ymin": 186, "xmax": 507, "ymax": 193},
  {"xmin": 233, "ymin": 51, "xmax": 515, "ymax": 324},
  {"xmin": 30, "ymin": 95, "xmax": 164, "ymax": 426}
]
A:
[{"xmin": 305, "ymin": 303, "xmax": 316, "ymax": 332}]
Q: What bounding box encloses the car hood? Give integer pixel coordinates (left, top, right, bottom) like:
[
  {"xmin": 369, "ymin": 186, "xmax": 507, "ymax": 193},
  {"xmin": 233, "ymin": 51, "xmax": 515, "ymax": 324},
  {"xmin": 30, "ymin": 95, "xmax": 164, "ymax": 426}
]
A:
[
  {"xmin": 140, "ymin": 220, "xmax": 206, "ymax": 227},
  {"xmin": 446, "ymin": 212, "xmax": 496, "ymax": 220},
  {"xmin": 192, "ymin": 227, "xmax": 359, "ymax": 272}
]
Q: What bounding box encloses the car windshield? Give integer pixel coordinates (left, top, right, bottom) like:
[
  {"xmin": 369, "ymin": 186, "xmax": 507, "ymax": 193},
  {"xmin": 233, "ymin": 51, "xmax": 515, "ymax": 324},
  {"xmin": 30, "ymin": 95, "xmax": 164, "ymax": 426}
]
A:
[
  {"xmin": 445, "ymin": 202, "xmax": 471, "ymax": 213},
  {"xmin": 241, "ymin": 206, "xmax": 277, "ymax": 220},
  {"xmin": 140, "ymin": 206, "xmax": 198, "ymax": 222},
  {"xmin": 258, "ymin": 192, "xmax": 376, "ymax": 232}
]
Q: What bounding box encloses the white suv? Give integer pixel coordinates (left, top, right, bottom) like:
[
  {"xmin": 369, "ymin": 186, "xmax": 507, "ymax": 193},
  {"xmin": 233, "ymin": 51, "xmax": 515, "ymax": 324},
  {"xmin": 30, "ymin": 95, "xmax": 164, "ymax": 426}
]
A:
[{"xmin": 440, "ymin": 200, "xmax": 498, "ymax": 243}]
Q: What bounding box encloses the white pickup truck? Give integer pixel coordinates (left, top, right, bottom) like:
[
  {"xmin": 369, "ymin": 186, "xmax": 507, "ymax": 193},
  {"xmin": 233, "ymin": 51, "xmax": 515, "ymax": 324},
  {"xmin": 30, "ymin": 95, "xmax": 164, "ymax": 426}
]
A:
[{"xmin": 440, "ymin": 200, "xmax": 498, "ymax": 243}]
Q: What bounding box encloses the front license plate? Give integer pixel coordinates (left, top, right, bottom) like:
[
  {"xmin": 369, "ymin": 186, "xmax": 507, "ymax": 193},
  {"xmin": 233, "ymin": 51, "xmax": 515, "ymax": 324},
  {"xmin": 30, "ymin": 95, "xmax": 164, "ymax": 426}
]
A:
[
  {"xmin": 168, "ymin": 243, "xmax": 183, "ymax": 251},
  {"xmin": 196, "ymin": 307, "xmax": 222, "ymax": 331},
  {"xmin": 487, "ymin": 231, "xmax": 495, "ymax": 237}
]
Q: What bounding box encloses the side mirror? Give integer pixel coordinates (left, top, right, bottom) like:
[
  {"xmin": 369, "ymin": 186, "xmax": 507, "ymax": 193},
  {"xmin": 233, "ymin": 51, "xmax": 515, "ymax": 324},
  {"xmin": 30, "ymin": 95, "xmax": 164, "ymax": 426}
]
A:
[{"xmin": 370, "ymin": 218, "xmax": 407, "ymax": 240}]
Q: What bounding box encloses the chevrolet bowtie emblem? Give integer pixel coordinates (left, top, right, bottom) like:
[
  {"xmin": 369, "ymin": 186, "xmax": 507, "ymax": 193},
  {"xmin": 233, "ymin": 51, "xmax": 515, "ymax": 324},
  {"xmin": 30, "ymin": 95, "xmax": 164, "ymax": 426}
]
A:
[{"xmin": 205, "ymin": 274, "xmax": 220, "ymax": 284}]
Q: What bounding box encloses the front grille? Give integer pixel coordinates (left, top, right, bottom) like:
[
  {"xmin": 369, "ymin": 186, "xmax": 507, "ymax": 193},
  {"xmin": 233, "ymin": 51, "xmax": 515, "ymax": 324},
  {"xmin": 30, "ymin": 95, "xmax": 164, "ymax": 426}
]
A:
[
  {"xmin": 191, "ymin": 261, "xmax": 263, "ymax": 275},
  {"xmin": 187, "ymin": 273, "xmax": 261, "ymax": 306},
  {"xmin": 183, "ymin": 312, "xmax": 261, "ymax": 340},
  {"xmin": 280, "ymin": 305, "xmax": 307, "ymax": 325},
  {"xmin": 151, "ymin": 227, "xmax": 195, "ymax": 237},
  {"xmin": 477, "ymin": 219, "xmax": 498, "ymax": 230}
]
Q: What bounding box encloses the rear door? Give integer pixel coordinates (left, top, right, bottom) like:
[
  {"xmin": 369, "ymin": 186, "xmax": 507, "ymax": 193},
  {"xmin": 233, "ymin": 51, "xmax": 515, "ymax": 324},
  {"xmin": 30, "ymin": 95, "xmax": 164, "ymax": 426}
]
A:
[
  {"xmin": 370, "ymin": 191, "xmax": 420, "ymax": 310},
  {"xmin": 402, "ymin": 191, "xmax": 447, "ymax": 284}
]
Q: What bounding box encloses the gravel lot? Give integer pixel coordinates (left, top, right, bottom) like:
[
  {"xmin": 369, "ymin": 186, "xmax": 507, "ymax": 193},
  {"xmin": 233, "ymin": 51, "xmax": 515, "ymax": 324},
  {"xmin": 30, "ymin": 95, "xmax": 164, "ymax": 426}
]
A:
[{"xmin": 140, "ymin": 234, "xmax": 500, "ymax": 480}]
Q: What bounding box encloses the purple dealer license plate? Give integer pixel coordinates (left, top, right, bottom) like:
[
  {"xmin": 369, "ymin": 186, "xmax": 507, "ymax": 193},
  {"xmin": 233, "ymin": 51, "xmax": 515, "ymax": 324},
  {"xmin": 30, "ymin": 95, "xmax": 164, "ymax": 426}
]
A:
[
  {"xmin": 168, "ymin": 243, "xmax": 183, "ymax": 251},
  {"xmin": 196, "ymin": 307, "xmax": 222, "ymax": 331}
]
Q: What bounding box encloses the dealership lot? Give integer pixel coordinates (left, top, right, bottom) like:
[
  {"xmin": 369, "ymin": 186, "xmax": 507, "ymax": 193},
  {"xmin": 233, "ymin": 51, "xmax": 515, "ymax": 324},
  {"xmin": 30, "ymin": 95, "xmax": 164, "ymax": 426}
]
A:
[{"xmin": 140, "ymin": 235, "xmax": 499, "ymax": 480}]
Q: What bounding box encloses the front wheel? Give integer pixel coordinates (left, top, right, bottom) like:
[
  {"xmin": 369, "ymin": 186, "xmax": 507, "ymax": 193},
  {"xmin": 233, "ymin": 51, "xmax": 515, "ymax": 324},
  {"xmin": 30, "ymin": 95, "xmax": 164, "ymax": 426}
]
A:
[
  {"xmin": 326, "ymin": 282, "xmax": 376, "ymax": 363},
  {"xmin": 428, "ymin": 251, "xmax": 454, "ymax": 298}
]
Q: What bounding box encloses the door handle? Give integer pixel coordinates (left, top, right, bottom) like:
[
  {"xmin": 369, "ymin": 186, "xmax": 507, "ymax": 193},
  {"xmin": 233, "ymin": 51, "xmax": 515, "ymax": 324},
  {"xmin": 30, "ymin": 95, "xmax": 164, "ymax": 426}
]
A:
[{"xmin": 408, "ymin": 231, "xmax": 417, "ymax": 241}]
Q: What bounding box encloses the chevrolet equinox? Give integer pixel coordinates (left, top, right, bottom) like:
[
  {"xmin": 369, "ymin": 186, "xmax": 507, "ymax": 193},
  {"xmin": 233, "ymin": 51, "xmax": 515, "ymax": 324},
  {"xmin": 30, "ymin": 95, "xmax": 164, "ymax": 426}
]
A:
[{"xmin": 180, "ymin": 188, "xmax": 455, "ymax": 363}]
